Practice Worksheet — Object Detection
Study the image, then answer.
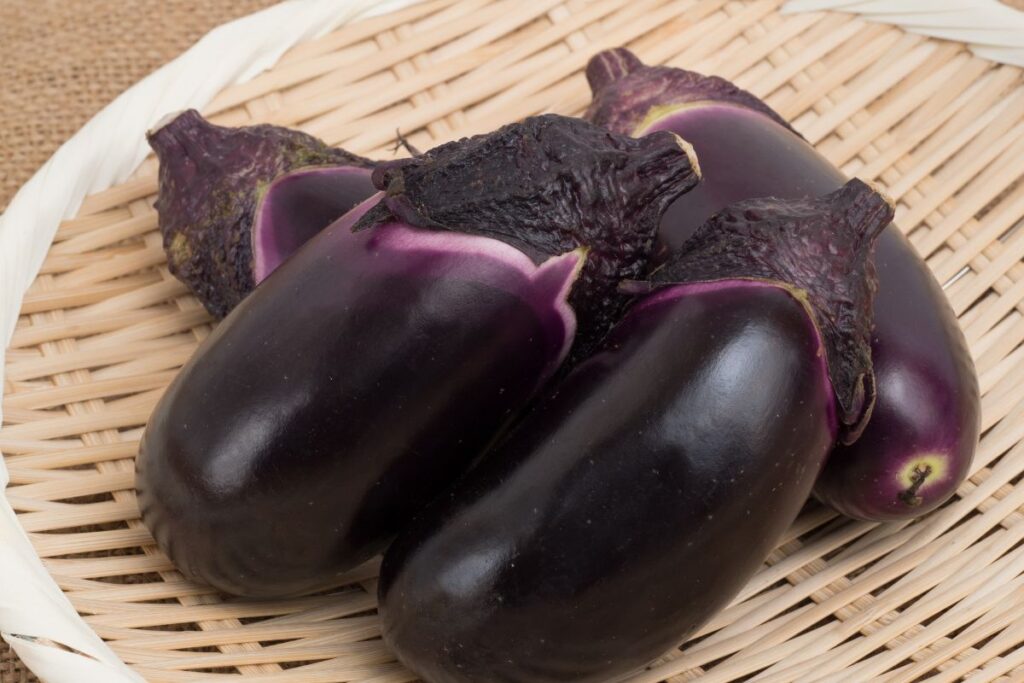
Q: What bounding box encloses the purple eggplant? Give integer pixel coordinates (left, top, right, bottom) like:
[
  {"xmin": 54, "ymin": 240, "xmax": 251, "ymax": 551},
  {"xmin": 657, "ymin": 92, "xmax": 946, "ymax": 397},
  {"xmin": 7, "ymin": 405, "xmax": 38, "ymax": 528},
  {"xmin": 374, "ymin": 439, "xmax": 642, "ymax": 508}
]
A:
[
  {"xmin": 379, "ymin": 180, "xmax": 892, "ymax": 683},
  {"xmin": 136, "ymin": 114, "xmax": 700, "ymax": 597},
  {"xmin": 584, "ymin": 48, "xmax": 979, "ymax": 519},
  {"xmin": 148, "ymin": 110, "xmax": 375, "ymax": 317}
]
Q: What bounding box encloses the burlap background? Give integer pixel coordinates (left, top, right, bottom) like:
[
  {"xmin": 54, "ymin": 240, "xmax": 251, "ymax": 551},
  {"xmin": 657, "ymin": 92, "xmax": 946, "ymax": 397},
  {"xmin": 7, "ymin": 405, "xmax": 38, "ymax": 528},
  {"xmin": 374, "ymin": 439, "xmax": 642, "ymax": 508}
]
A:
[
  {"xmin": 0, "ymin": 0, "xmax": 277, "ymax": 210},
  {"xmin": 0, "ymin": 2, "xmax": 277, "ymax": 676}
]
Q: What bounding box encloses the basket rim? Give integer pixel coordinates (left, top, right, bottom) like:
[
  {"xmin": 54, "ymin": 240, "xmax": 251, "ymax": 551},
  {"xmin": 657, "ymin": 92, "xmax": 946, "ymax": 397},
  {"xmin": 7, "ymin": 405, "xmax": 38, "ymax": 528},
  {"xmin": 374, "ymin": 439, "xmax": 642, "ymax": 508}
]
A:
[{"xmin": 783, "ymin": 0, "xmax": 1024, "ymax": 67}]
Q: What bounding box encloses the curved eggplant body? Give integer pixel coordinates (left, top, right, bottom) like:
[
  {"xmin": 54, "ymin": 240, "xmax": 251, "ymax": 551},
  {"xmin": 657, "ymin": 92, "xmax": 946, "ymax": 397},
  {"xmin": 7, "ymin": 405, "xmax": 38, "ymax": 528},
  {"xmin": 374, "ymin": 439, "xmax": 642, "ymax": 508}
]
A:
[
  {"xmin": 137, "ymin": 200, "xmax": 580, "ymax": 597},
  {"xmin": 379, "ymin": 282, "xmax": 835, "ymax": 683},
  {"xmin": 641, "ymin": 104, "xmax": 978, "ymax": 520}
]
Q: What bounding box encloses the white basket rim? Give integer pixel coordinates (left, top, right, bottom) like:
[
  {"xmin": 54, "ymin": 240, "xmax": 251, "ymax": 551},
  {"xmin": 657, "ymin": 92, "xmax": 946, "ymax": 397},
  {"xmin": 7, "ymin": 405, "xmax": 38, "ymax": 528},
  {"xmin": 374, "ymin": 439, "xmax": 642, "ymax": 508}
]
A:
[{"xmin": 782, "ymin": 0, "xmax": 1024, "ymax": 66}]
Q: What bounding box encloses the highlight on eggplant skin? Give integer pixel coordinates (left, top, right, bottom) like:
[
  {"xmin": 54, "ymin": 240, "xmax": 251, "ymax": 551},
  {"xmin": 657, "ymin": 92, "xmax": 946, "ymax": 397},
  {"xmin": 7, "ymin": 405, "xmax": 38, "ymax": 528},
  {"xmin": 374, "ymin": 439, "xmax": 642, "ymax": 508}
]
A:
[
  {"xmin": 148, "ymin": 109, "xmax": 375, "ymax": 317},
  {"xmin": 136, "ymin": 114, "xmax": 700, "ymax": 598},
  {"xmin": 378, "ymin": 180, "xmax": 891, "ymax": 683},
  {"xmin": 652, "ymin": 179, "xmax": 893, "ymax": 441},
  {"xmin": 584, "ymin": 47, "xmax": 980, "ymax": 521}
]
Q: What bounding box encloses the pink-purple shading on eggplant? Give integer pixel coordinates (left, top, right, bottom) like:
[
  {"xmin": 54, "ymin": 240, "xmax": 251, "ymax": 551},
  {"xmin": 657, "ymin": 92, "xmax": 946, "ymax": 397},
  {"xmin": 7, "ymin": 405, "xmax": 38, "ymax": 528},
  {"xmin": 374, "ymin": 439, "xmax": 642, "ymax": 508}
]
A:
[
  {"xmin": 379, "ymin": 181, "xmax": 890, "ymax": 683},
  {"xmin": 584, "ymin": 48, "xmax": 979, "ymax": 521},
  {"xmin": 252, "ymin": 165, "xmax": 375, "ymax": 282},
  {"xmin": 148, "ymin": 110, "xmax": 375, "ymax": 317},
  {"xmin": 136, "ymin": 114, "xmax": 700, "ymax": 597}
]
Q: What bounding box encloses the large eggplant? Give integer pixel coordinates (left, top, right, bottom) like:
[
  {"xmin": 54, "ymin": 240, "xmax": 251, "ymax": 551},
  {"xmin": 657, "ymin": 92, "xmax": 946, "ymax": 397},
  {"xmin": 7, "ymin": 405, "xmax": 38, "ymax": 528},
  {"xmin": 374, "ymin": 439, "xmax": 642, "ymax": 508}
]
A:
[
  {"xmin": 136, "ymin": 115, "xmax": 700, "ymax": 597},
  {"xmin": 149, "ymin": 110, "xmax": 376, "ymax": 317},
  {"xmin": 379, "ymin": 180, "xmax": 892, "ymax": 683},
  {"xmin": 584, "ymin": 48, "xmax": 979, "ymax": 521}
]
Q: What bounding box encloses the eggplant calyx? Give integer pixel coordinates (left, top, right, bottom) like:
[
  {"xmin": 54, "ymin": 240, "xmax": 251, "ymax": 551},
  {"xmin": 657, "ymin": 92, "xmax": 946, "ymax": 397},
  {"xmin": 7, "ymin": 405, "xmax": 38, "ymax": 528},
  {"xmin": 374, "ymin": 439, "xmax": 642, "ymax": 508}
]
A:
[
  {"xmin": 585, "ymin": 47, "xmax": 644, "ymax": 91},
  {"xmin": 353, "ymin": 114, "xmax": 701, "ymax": 356},
  {"xmin": 148, "ymin": 109, "xmax": 373, "ymax": 318},
  {"xmin": 651, "ymin": 179, "xmax": 894, "ymax": 444},
  {"xmin": 583, "ymin": 47, "xmax": 800, "ymax": 139},
  {"xmin": 391, "ymin": 129, "xmax": 423, "ymax": 157}
]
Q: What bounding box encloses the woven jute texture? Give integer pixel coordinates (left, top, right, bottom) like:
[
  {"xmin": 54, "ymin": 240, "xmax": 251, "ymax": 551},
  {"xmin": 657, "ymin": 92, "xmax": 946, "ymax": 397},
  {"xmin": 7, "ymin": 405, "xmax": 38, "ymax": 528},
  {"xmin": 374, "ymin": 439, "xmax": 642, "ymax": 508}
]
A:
[
  {"xmin": 0, "ymin": 0, "xmax": 278, "ymax": 211},
  {"xmin": 4, "ymin": 0, "xmax": 1024, "ymax": 681},
  {"xmin": 0, "ymin": 649, "xmax": 31, "ymax": 683}
]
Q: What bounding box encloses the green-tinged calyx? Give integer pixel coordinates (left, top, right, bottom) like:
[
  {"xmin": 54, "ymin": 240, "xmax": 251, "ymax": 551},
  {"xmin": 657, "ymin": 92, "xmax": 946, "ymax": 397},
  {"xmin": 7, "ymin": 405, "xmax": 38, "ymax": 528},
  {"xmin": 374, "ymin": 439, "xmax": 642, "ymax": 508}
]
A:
[
  {"xmin": 651, "ymin": 179, "xmax": 894, "ymax": 443},
  {"xmin": 353, "ymin": 113, "xmax": 702, "ymax": 358},
  {"xmin": 584, "ymin": 47, "xmax": 800, "ymax": 138}
]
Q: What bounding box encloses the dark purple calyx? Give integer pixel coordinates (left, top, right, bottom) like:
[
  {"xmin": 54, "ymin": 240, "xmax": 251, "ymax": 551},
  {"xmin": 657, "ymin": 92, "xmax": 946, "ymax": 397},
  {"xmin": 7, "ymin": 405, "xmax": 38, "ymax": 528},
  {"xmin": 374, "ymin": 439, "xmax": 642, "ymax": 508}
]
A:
[
  {"xmin": 353, "ymin": 113, "xmax": 701, "ymax": 356},
  {"xmin": 148, "ymin": 109, "xmax": 374, "ymax": 317},
  {"xmin": 649, "ymin": 179, "xmax": 894, "ymax": 442},
  {"xmin": 584, "ymin": 47, "xmax": 799, "ymax": 137}
]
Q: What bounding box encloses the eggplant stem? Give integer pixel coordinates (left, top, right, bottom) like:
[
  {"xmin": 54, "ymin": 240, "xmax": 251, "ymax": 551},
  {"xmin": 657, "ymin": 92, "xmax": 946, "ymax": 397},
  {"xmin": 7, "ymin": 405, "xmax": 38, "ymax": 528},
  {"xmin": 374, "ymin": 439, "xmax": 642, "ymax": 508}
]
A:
[
  {"xmin": 898, "ymin": 464, "xmax": 933, "ymax": 507},
  {"xmin": 393, "ymin": 129, "xmax": 422, "ymax": 157}
]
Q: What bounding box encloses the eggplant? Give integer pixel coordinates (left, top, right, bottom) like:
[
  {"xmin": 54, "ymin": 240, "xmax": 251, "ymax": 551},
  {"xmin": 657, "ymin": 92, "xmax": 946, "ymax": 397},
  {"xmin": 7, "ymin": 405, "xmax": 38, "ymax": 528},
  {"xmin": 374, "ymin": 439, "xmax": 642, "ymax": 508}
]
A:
[
  {"xmin": 136, "ymin": 114, "xmax": 700, "ymax": 597},
  {"xmin": 379, "ymin": 180, "xmax": 892, "ymax": 683},
  {"xmin": 584, "ymin": 48, "xmax": 979, "ymax": 520},
  {"xmin": 148, "ymin": 110, "xmax": 376, "ymax": 317}
]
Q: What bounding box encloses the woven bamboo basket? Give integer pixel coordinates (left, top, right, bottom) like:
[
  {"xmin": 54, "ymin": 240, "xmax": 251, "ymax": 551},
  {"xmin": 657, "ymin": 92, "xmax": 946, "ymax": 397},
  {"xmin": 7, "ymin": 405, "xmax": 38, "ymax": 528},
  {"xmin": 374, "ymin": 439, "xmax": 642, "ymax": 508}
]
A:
[{"xmin": 4, "ymin": 0, "xmax": 1024, "ymax": 680}]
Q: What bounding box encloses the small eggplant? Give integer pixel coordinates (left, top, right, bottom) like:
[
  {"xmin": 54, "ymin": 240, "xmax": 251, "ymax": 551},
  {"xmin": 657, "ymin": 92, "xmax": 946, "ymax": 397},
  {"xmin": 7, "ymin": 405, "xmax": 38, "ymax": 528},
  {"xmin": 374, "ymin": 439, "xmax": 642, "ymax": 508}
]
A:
[
  {"xmin": 148, "ymin": 110, "xmax": 376, "ymax": 317},
  {"xmin": 379, "ymin": 180, "xmax": 892, "ymax": 683},
  {"xmin": 584, "ymin": 48, "xmax": 979, "ymax": 520},
  {"xmin": 136, "ymin": 114, "xmax": 700, "ymax": 597}
]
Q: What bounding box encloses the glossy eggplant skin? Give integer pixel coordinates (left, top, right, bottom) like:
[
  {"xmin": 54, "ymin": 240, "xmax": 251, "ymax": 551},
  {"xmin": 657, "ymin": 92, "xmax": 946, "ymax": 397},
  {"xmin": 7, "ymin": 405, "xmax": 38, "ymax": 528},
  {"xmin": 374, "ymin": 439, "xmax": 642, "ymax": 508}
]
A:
[
  {"xmin": 641, "ymin": 105, "xmax": 979, "ymax": 521},
  {"xmin": 136, "ymin": 203, "xmax": 579, "ymax": 598},
  {"xmin": 138, "ymin": 114, "xmax": 699, "ymax": 597},
  {"xmin": 379, "ymin": 282, "xmax": 835, "ymax": 683}
]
